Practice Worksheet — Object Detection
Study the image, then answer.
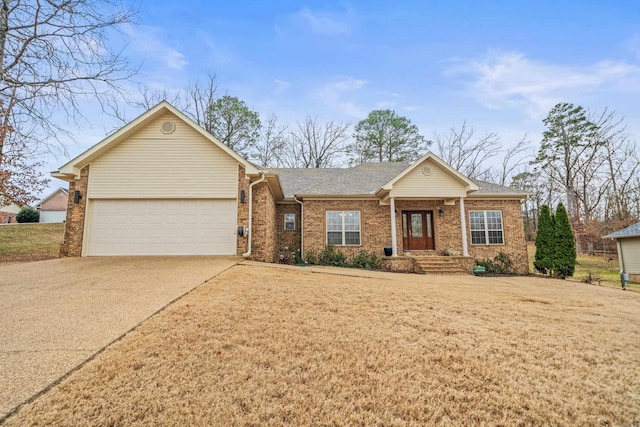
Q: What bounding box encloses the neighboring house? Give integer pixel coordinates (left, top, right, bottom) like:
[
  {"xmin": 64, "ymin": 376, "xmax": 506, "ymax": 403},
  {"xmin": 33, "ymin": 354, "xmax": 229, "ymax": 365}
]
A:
[
  {"xmin": 36, "ymin": 188, "xmax": 69, "ymax": 223},
  {"xmin": 52, "ymin": 101, "xmax": 530, "ymax": 274},
  {"xmin": 0, "ymin": 195, "xmax": 22, "ymax": 224},
  {"xmin": 604, "ymin": 222, "xmax": 640, "ymax": 280}
]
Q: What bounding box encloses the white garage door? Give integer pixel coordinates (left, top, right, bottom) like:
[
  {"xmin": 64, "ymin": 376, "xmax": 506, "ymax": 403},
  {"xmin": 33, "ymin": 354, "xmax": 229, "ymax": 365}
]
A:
[
  {"xmin": 40, "ymin": 210, "xmax": 67, "ymax": 223},
  {"xmin": 87, "ymin": 199, "xmax": 237, "ymax": 256}
]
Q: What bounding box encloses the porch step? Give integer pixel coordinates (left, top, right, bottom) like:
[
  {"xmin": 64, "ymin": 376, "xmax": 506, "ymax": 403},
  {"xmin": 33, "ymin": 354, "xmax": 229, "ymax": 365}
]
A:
[{"xmin": 414, "ymin": 256, "xmax": 471, "ymax": 274}]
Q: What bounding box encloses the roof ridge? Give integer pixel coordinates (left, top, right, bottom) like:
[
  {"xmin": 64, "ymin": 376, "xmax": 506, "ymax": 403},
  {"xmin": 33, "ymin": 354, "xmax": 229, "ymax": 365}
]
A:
[{"xmin": 296, "ymin": 166, "xmax": 355, "ymax": 194}]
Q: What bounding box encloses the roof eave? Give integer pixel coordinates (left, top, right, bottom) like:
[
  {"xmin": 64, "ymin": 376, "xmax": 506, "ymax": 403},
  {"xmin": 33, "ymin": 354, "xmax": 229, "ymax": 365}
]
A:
[
  {"xmin": 466, "ymin": 193, "xmax": 530, "ymax": 199},
  {"xmin": 604, "ymin": 233, "xmax": 640, "ymax": 239},
  {"xmin": 294, "ymin": 193, "xmax": 378, "ymax": 199}
]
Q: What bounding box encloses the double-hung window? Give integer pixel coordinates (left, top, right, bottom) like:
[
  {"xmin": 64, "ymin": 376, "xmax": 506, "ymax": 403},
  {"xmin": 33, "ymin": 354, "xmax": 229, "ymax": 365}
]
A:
[
  {"xmin": 470, "ymin": 210, "xmax": 504, "ymax": 245},
  {"xmin": 326, "ymin": 211, "xmax": 361, "ymax": 246},
  {"xmin": 284, "ymin": 213, "xmax": 295, "ymax": 230}
]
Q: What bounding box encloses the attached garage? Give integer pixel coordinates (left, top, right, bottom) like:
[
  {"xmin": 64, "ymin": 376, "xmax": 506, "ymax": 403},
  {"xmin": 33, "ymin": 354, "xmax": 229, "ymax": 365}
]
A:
[
  {"xmin": 86, "ymin": 199, "xmax": 237, "ymax": 256},
  {"xmin": 52, "ymin": 102, "xmax": 261, "ymax": 258}
]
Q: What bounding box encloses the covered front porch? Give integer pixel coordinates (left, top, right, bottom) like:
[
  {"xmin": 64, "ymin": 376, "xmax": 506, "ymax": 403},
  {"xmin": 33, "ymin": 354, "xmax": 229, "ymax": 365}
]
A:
[
  {"xmin": 380, "ymin": 198, "xmax": 476, "ymax": 274},
  {"xmin": 374, "ymin": 153, "xmax": 480, "ymax": 273}
]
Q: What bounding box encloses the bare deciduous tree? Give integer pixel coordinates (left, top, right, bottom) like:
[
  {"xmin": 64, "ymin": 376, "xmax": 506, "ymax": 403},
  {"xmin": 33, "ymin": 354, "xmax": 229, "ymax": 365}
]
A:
[
  {"xmin": 283, "ymin": 116, "xmax": 350, "ymax": 168},
  {"xmin": 184, "ymin": 72, "xmax": 218, "ymax": 133},
  {"xmin": 433, "ymin": 121, "xmax": 501, "ymax": 181},
  {"xmin": 252, "ymin": 114, "xmax": 288, "ymax": 168},
  {"xmin": 0, "ymin": 0, "xmax": 137, "ymax": 205},
  {"xmin": 496, "ymin": 135, "xmax": 531, "ymax": 186}
]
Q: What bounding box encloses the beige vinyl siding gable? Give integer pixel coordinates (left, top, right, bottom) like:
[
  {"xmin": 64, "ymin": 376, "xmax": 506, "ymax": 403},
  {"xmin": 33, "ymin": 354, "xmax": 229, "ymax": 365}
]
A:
[
  {"xmin": 0, "ymin": 201, "xmax": 21, "ymax": 214},
  {"xmin": 390, "ymin": 159, "xmax": 467, "ymax": 198},
  {"xmin": 621, "ymin": 238, "xmax": 640, "ymax": 273},
  {"xmin": 88, "ymin": 112, "xmax": 239, "ymax": 199}
]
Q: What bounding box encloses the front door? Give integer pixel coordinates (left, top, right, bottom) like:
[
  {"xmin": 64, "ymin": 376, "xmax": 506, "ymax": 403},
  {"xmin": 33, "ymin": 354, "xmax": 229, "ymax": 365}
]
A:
[{"xmin": 402, "ymin": 211, "xmax": 435, "ymax": 251}]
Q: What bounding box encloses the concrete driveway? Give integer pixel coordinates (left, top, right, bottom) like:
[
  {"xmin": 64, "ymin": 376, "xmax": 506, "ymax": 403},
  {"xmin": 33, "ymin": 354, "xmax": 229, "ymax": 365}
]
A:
[{"xmin": 0, "ymin": 256, "xmax": 238, "ymax": 420}]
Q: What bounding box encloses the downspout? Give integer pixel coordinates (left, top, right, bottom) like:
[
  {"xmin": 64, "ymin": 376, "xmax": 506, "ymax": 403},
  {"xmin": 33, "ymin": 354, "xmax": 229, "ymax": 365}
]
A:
[
  {"xmin": 242, "ymin": 172, "xmax": 266, "ymax": 258},
  {"xmin": 294, "ymin": 195, "xmax": 304, "ymax": 259}
]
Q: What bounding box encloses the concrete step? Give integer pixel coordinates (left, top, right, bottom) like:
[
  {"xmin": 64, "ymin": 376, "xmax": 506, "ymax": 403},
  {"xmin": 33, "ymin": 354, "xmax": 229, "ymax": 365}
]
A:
[{"xmin": 414, "ymin": 256, "xmax": 470, "ymax": 274}]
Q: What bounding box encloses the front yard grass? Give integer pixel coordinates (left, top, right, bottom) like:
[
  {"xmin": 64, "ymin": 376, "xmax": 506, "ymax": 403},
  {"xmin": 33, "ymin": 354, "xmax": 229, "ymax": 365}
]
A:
[
  {"xmin": 5, "ymin": 265, "xmax": 640, "ymax": 425},
  {"xmin": 0, "ymin": 223, "xmax": 64, "ymax": 265}
]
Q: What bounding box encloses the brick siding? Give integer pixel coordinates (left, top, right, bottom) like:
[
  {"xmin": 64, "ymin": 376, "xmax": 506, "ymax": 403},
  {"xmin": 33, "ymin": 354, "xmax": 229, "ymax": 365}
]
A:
[
  {"xmin": 303, "ymin": 199, "xmax": 392, "ymax": 258},
  {"xmin": 464, "ymin": 199, "xmax": 529, "ymax": 274},
  {"xmin": 301, "ymin": 197, "xmax": 529, "ymax": 273},
  {"xmin": 60, "ymin": 165, "xmax": 89, "ymax": 257},
  {"xmin": 0, "ymin": 212, "xmax": 17, "ymax": 223},
  {"xmin": 236, "ymin": 165, "xmax": 250, "ymax": 256},
  {"xmin": 40, "ymin": 191, "xmax": 68, "ymax": 211},
  {"xmin": 250, "ymin": 181, "xmax": 277, "ymax": 263},
  {"xmin": 275, "ymin": 203, "xmax": 302, "ymax": 252}
]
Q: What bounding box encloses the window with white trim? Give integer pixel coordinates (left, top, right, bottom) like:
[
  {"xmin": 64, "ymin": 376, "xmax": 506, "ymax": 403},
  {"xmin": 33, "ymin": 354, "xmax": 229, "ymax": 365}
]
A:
[
  {"xmin": 470, "ymin": 210, "xmax": 504, "ymax": 245},
  {"xmin": 284, "ymin": 213, "xmax": 295, "ymax": 230},
  {"xmin": 326, "ymin": 211, "xmax": 361, "ymax": 246}
]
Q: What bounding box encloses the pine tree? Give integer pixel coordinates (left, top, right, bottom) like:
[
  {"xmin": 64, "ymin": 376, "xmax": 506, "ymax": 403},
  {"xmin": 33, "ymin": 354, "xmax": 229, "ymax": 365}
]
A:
[
  {"xmin": 534, "ymin": 205, "xmax": 555, "ymax": 275},
  {"xmin": 553, "ymin": 202, "xmax": 576, "ymax": 278}
]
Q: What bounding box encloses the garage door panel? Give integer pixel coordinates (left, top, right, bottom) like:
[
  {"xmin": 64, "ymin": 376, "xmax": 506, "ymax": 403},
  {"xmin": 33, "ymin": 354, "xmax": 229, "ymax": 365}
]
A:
[{"xmin": 87, "ymin": 199, "xmax": 237, "ymax": 256}]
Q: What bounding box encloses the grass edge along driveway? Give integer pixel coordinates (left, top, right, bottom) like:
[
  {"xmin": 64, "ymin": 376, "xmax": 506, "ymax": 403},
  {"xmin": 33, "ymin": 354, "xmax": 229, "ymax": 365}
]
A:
[
  {"xmin": 0, "ymin": 256, "xmax": 239, "ymax": 422},
  {"xmin": 3, "ymin": 263, "xmax": 639, "ymax": 426}
]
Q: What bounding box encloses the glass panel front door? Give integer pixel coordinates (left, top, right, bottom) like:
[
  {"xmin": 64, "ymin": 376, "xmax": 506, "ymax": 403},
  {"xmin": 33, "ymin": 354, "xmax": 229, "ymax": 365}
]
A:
[
  {"xmin": 411, "ymin": 214, "xmax": 423, "ymax": 237},
  {"xmin": 402, "ymin": 211, "xmax": 435, "ymax": 251}
]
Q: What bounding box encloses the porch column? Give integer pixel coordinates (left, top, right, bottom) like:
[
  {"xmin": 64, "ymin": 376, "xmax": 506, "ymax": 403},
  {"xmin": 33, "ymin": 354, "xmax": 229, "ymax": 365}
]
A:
[
  {"xmin": 459, "ymin": 197, "xmax": 469, "ymax": 256},
  {"xmin": 390, "ymin": 197, "xmax": 398, "ymax": 257}
]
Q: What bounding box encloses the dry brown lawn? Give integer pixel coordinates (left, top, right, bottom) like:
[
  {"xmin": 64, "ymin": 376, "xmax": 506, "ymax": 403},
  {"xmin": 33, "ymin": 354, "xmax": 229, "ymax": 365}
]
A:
[
  {"xmin": 0, "ymin": 223, "xmax": 64, "ymax": 265},
  {"xmin": 5, "ymin": 264, "xmax": 640, "ymax": 426}
]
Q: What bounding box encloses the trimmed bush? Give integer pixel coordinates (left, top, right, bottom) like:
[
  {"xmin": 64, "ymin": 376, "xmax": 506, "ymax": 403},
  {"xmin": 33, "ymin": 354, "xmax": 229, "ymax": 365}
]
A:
[
  {"xmin": 349, "ymin": 250, "xmax": 382, "ymax": 270},
  {"xmin": 318, "ymin": 245, "xmax": 347, "ymax": 266},
  {"xmin": 475, "ymin": 252, "xmax": 515, "ymax": 275},
  {"xmin": 16, "ymin": 206, "xmax": 39, "ymax": 223},
  {"xmin": 304, "ymin": 247, "xmax": 381, "ymax": 270}
]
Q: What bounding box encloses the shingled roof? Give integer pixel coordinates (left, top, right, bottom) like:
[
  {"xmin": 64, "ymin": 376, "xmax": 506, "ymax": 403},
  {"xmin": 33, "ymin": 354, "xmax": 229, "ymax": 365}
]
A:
[
  {"xmin": 604, "ymin": 222, "xmax": 640, "ymax": 239},
  {"xmin": 272, "ymin": 162, "xmax": 527, "ymax": 199}
]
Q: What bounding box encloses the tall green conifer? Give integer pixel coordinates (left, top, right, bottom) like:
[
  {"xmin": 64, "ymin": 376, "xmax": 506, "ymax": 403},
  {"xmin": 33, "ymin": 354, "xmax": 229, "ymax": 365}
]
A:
[
  {"xmin": 534, "ymin": 205, "xmax": 555, "ymax": 275},
  {"xmin": 553, "ymin": 202, "xmax": 576, "ymax": 278}
]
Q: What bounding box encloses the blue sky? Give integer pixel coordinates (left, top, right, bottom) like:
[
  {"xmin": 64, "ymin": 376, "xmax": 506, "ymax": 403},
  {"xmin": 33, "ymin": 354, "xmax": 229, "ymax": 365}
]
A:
[{"xmin": 46, "ymin": 0, "xmax": 640, "ymax": 194}]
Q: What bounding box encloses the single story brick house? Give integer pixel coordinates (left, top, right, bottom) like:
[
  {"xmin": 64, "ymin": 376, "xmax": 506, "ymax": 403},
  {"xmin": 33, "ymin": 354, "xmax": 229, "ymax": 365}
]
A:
[
  {"xmin": 53, "ymin": 101, "xmax": 529, "ymax": 273},
  {"xmin": 36, "ymin": 187, "xmax": 69, "ymax": 223}
]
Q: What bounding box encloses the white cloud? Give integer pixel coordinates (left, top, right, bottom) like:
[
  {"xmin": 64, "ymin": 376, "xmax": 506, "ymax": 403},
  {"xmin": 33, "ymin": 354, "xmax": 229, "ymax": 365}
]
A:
[
  {"xmin": 375, "ymin": 100, "xmax": 396, "ymax": 109},
  {"xmin": 446, "ymin": 50, "xmax": 640, "ymax": 118},
  {"xmin": 274, "ymin": 79, "xmax": 291, "ymax": 93},
  {"xmin": 294, "ymin": 6, "xmax": 354, "ymax": 37},
  {"xmin": 125, "ymin": 24, "xmax": 188, "ymax": 70},
  {"xmin": 314, "ymin": 77, "xmax": 368, "ymax": 118}
]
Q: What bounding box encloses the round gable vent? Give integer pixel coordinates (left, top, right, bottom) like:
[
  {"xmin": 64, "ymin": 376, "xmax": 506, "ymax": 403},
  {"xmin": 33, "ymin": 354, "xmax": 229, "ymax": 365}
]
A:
[
  {"xmin": 160, "ymin": 121, "xmax": 175, "ymax": 134},
  {"xmin": 421, "ymin": 166, "xmax": 432, "ymax": 176}
]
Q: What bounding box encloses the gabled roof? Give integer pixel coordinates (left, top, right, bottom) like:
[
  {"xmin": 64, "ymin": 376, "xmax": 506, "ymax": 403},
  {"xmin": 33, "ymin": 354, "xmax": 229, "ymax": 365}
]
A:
[
  {"xmin": 36, "ymin": 187, "xmax": 68, "ymax": 207},
  {"xmin": 380, "ymin": 152, "xmax": 479, "ymax": 193},
  {"xmin": 604, "ymin": 222, "xmax": 640, "ymax": 239},
  {"xmin": 269, "ymin": 168, "xmax": 343, "ymax": 199},
  {"xmin": 273, "ymin": 161, "xmax": 527, "ymax": 199},
  {"xmin": 276, "ymin": 162, "xmax": 409, "ymax": 198},
  {"xmin": 52, "ymin": 101, "xmax": 259, "ymax": 181}
]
